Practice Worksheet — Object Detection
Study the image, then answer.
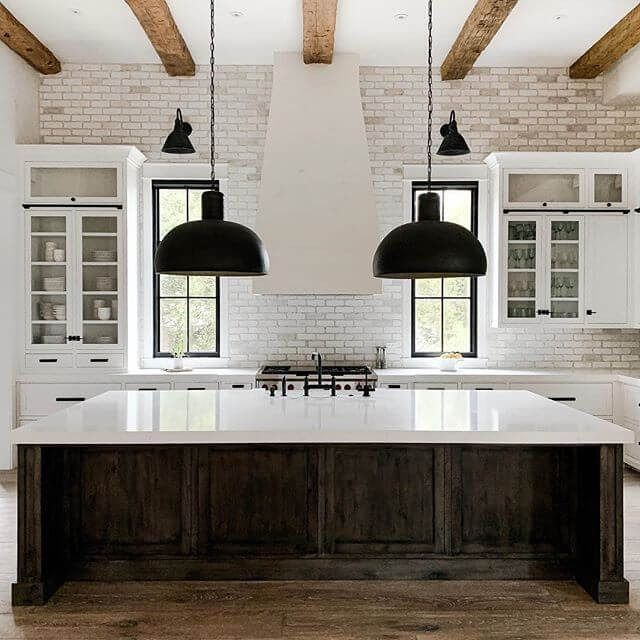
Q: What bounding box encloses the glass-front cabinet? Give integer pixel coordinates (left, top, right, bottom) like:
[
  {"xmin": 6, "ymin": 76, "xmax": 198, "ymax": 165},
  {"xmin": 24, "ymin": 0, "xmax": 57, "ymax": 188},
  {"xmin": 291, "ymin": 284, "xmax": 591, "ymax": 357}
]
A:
[
  {"xmin": 505, "ymin": 171, "xmax": 584, "ymax": 208},
  {"xmin": 589, "ymin": 170, "xmax": 626, "ymax": 208},
  {"xmin": 26, "ymin": 209, "xmax": 124, "ymax": 360},
  {"xmin": 24, "ymin": 164, "xmax": 122, "ymax": 205},
  {"xmin": 503, "ymin": 215, "xmax": 584, "ymax": 325}
]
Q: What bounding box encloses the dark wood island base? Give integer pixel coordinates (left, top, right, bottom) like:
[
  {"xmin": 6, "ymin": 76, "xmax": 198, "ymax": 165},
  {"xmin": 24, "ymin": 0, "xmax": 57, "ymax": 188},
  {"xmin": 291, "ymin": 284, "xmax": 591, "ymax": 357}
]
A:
[{"xmin": 12, "ymin": 443, "xmax": 628, "ymax": 606}]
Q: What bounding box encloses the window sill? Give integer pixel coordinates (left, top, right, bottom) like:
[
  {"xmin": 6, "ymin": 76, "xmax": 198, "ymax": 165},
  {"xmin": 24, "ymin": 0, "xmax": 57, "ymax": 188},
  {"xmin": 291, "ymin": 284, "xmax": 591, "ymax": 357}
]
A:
[{"xmin": 399, "ymin": 357, "xmax": 489, "ymax": 369}]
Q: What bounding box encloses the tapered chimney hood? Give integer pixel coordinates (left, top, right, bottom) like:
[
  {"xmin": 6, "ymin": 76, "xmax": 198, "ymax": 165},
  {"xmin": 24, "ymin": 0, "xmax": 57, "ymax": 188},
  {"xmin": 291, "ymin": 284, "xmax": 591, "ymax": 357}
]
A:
[{"xmin": 253, "ymin": 53, "xmax": 382, "ymax": 295}]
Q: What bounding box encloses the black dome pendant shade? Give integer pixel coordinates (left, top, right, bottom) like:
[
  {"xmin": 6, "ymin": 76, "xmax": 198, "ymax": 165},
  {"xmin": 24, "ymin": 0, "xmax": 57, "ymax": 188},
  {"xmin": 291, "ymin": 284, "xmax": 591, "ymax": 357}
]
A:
[
  {"xmin": 162, "ymin": 108, "xmax": 195, "ymax": 154},
  {"xmin": 437, "ymin": 110, "xmax": 470, "ymax": 156},
  {"xmin": 373, "ymin": 192, "xmax": 487, "ymax": 278},
  {"xmin": 154, "ymin": 191, "xmax": 269, "ymax": 276},
  {"xmin": 154, "ymin": 0, "xmax": 269, "ymax": 277},
  {"xmin": 373, "ymin": 0, "xmax": 486, "ymax": 280}
]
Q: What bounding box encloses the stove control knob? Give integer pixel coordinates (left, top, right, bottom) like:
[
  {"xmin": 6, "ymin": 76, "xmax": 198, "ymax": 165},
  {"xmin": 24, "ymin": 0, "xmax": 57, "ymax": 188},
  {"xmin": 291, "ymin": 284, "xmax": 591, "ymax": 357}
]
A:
[
  {"xmin": 344, "ymin": 384, "xmax": 351, "ymax": 391},
  {"xmin": 356, "ymin": 383, "xmax": 363, "ymax": 391},
  {"xmin": 288, "ymin": 384, "xmax": 295, "ymax": 391},
  {"xmin": 261, "ymin": 384, "xmax": 269, "ymax": 390},
  {"xmin": 335, "ymin": 384, "xmax": 342, "ymax": 390}
]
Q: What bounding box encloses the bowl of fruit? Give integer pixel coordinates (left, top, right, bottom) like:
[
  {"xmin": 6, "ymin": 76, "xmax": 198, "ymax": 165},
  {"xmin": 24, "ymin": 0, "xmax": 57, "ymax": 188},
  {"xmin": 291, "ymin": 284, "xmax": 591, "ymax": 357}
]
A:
[{"xmin": 439, "ymin": 352, "xmax": 463, "ymax": 371}]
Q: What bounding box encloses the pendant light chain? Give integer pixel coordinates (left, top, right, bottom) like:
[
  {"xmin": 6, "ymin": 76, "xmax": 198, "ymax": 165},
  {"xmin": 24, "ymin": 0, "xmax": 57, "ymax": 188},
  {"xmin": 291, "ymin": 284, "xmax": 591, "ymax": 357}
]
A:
[
  {"xmin": 426, "ymin": 0, "xmax": 433, "ymax": 191},
  {"xmin": 210, "ymin": 0, "xmax": 216, "ymax": 185}
]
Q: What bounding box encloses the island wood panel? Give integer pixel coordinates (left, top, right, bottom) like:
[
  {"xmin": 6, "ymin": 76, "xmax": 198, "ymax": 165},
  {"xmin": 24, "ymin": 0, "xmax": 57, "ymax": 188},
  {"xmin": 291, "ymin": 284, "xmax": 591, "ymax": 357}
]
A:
[
  {"xmin": 323, "ymin": 446, "xmax": 443, "ymax": 554},
  {"xmin": 452, "ymin": 447, "xmax": 572, "ymax": 555},
  {"xmin": 201, "ymin": 446, "xmax": 319, "ymax": 555},
  {"xmin": 12, "ymin": 443, "xmax": 628, "ymax": 605},
  {"xmin": 73, "ymin": 447, "xmax": 196, "ymax": 557}
]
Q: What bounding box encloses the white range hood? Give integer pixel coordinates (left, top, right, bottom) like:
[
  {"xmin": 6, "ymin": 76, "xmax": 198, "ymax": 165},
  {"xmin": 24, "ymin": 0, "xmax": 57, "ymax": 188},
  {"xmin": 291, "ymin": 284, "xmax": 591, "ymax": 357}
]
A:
[{"xmin": 253, "ymin": 52, "xmax": 382, "ymax": 295}]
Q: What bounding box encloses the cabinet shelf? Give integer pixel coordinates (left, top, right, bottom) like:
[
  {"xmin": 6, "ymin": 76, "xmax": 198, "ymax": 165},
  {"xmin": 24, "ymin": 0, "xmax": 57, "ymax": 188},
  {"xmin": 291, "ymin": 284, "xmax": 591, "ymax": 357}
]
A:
[
  {"xmin": 507, "ymin": 240, "xmax": 537, "ymax": 244},
  {"xmin": 551, "ymin": 268, "xmax": 579, "ymax": 273},
  {"xmin": 32, "ymin": 320, "xmax": 66, "ymax": 324},
  {"xmin": 551, "ymin": 240, "xmax": 579, "ymax": 244},
  {"xmin": 82, "ymin": 233, "xmax": 117, "ymax": 237},
  {"xmin": 83, "ymin": 290, "xmax": 118, "ymax": 295},
  {"xmin": 507, "ymin": 297, "xmax": 535, "ymax": 301},
  {"xmin": 507, "ymin": 268, "xmax": 535, "ymax": 273},
  {"xmin": 32, "ymin": 261, "xmax": 67, "ymax": 266},
  {"xmin": 31, "ymin": 232, "xmax": 66, "ymax": 237},
  {"xmin": 551, "ymin": 297, "xmax": 579, "ymax": 301},
  {"xmin": 82, "ymin": 262, "xmax": 117, "ymax": 266},
  {"xmin": 31, "ymin": 291, "xmax": 67, "ymax": 295},
  {"xmin": 82, "ymin": 320, "xmax": 118, "ymax": 324}
]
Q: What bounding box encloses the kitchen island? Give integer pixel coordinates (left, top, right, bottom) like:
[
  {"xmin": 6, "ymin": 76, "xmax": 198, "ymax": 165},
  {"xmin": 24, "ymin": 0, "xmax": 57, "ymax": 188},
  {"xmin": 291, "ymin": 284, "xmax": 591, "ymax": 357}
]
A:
[{"xmin": 11, "ymin": 389, "xmax": 634, "ymax": 605}]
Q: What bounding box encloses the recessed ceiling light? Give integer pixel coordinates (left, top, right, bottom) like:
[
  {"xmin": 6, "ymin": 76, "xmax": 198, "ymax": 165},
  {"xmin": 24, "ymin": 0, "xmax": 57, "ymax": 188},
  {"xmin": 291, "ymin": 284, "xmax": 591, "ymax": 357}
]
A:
[
  {"xmin": 553, "ymin": 13, "xmax": 567, "ymax": 22},
  {"xmin": 69, "ymin": 7, "xmax": 81, "ymax": 15},
  {"xmin": 394, "ymin": 12, "xmax": 409, "ymax": 20},
  {"xmin": 230, "ymin": 10, "xmax": 244, "ymax": 18}
]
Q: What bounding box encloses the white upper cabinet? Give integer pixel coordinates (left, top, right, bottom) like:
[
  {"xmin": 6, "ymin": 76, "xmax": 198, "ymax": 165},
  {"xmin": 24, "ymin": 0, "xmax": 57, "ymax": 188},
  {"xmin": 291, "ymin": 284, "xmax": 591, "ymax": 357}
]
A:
[
  {"xmin": 487, "ymin": 153, "xmax": 633, "ymax": 329},
  {"xmin": 25, "ymin": 164, "xmax": 122, "ymax": 205},
  {"xmin": 505, "ymin": 170, "xmax": 585, "ymax": 209},
  {"xmin": 588, "ymin": 170, "xmax": 627, "ymax": 208},
  {"xmin": 19, "ymin": 145, "xmax": 146, "ymax": 371},
  {"xmin": 585, "ymin": 215, "xmax": 629, "ymax": 325}
]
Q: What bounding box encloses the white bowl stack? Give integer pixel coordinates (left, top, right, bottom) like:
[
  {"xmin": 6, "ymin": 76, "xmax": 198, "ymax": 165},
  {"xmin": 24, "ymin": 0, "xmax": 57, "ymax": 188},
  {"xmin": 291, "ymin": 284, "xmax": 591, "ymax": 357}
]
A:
[
  {"xmin": 42, "ymin": 276, "xmax": 65, "ymax": 292},
  {"xmin": 92, "ymin": 250, "xmax": 116, "ymax": 262}
]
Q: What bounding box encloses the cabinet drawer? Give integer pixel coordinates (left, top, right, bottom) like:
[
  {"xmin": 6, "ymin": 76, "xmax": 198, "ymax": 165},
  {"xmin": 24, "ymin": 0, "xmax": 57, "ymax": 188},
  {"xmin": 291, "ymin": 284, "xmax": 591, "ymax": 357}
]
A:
[
  {"xmin": 623, "ymin": 385, "xmax": 640, "ymax": 425},
  {"xmin": 511, "ymin": 383, "xmax": 612, "ymax": 416},
  {"xmin": 413, "ymin": 383, "xmax": 459, "ymax": 390},
  {"xmin": 76, "ymin": 353, "xmax": 125, "ymax": 369},
  {"xmin": 25, "ymin": 353, "xmax": 74, "ymax": 370},
  {"xmin": 381, "ymin": 383, "xmax": 410, "ymax": 390},
  {"xmin": 19, "ymin": 382, "xmax": 121, "ymax": 417},
  {"xmin": 218, "ymin": 382, "xmax": 253, "ymax": 390},
  {"xmin": 460, "ymin": 383, "xmax": 508, "ymax": 390},
  {"xmin": 173, "ymin": 382, "xmax": 218, "ymax": 390},
  {"xmin": 124, "ymin": 383, "xmax": 172, "ymax": 391}
]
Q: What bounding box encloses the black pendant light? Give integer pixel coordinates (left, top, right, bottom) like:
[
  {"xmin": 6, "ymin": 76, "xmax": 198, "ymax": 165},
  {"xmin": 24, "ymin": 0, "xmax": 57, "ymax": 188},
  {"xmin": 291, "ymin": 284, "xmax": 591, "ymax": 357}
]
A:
[
  {"xmin": 154, "ymin": 0, "xmax": 269, "ymax": 277},
  {"xmin": 162, "ymin": 108, "xmax": 196, "ymax": 154},
  {"xmin": 372, "ymin": 0, "xmax": 486, "ymax": 279},
  {"xmin": 437, "ymin": 110, "xmax": 470, "ymax": 156}
]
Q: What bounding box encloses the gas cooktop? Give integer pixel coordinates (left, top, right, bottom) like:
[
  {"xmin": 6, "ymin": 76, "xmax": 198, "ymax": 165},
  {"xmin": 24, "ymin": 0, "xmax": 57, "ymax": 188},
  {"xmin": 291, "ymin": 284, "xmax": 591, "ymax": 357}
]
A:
[{"xmin": 260, "ymin": 365, "xmax": 373, "ymax": 377}]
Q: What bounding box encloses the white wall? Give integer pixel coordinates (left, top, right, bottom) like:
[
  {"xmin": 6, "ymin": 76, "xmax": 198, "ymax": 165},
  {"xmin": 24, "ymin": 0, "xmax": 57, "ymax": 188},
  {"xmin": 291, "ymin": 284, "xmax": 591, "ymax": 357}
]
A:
[
  {"xmin": 604, "ymin": 45, "xmax": 640, "ymax": 105},
  {"xmin": 0, "ymin": 47, "xmax": 40, "ymax": 469}
]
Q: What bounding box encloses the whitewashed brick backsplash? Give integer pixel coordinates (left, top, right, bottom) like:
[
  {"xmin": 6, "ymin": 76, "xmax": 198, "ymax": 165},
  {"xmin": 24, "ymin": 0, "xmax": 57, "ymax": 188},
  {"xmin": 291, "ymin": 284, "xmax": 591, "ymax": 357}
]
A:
[{"xmin": 40, "ymin": 64, "xmax": 640, "ymax": 368}]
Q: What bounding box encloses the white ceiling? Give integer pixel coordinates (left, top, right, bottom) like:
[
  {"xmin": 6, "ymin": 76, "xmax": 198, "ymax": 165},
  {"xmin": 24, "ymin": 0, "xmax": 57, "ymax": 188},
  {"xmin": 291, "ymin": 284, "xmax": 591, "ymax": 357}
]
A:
[{"xmin": 3, "ymin": 0, "xmax": 639, "ymax": 68}]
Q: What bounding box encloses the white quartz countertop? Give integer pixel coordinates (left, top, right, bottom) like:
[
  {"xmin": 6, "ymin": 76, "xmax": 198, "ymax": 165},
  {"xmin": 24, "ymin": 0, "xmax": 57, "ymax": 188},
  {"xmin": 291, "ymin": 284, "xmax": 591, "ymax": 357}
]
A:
[{"xmin": 12, "ymin": 389, "xmax": 634, "ymax": 446}]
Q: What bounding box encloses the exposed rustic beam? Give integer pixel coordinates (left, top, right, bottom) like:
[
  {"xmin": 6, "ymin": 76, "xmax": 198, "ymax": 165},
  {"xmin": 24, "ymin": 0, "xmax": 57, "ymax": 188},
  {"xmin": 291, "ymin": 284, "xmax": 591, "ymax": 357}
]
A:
[
  {"xmin": 440, "ymin": 0, "xmax": 518, "ymax": 81},
  {"xmin": 303, "ymin": 0, "xmax": 338, "ymax": 64},
  {"xmin": 570, "ymin": 5, "xmax": 640, "ymax": 79},
  {"xmin": 123, "ymin": 0, "xmax": 195, "ymax": 76},
  {"xmin": 0, "ymin": 3, "xmax": 60, "ymax": 74}
]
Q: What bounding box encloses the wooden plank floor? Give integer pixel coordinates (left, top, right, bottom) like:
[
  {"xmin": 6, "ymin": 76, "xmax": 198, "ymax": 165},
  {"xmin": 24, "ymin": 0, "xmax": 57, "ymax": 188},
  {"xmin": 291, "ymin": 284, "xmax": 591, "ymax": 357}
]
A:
[{"xmin": 3, "ymin": 468, "xmax": 640, "ymax": 639}]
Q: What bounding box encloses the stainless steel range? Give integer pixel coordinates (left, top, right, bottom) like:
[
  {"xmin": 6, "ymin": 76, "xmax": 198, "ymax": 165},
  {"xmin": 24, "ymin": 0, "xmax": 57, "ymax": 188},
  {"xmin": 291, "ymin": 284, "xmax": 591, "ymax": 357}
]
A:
[{"xmin": 256, "ymin": 355, "xmax": 377, "ymax": 396}]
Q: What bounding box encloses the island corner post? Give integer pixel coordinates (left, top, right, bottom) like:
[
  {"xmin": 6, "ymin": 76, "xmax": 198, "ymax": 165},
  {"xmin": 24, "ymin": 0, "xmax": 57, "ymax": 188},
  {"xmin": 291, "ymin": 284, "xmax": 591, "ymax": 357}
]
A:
[{"xmin": 12, "ymin": 442, "xmax": 628, "ymax": 606}]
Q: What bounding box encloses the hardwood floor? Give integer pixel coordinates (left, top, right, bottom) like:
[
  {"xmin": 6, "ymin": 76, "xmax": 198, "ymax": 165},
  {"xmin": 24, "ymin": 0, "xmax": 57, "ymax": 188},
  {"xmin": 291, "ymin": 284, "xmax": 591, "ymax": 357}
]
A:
[{"xmin": 3, "ymin": 467, "xmax": 640, "ymax": 638}]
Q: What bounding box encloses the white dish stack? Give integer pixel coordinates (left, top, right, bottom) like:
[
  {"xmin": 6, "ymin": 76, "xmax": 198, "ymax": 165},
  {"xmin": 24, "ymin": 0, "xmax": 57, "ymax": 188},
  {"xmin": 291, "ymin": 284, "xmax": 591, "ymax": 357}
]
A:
[{"xmin": 42, "ymin": 276, "xmax": 65, "ymax": 292}]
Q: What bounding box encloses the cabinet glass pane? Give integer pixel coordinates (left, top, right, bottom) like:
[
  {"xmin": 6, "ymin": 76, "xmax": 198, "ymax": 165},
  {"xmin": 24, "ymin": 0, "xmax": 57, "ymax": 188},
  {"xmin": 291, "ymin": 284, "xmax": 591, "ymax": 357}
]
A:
[
  {"xmin": 81, "ymin": 215, "xmax": 119, "ymax": 345},
  {"xmin": 30, "ymin": 167, "xmax": 118, "ymax": 198},
  {"xmin": 549, "ymin": 219, "xmax": 580, "ymax": 320},
  {"xmin": 29, "ymin": 213, "xmax": 69, "ymax": 345},
  {"xmin": 508, "ymin": 173, "xmax": 580, "ymax": 204},
  {"xmin": 593, "ymin": 173, "xmax": 623, "ymax": 204},
  {"xmin": 507, "ymin": 220, "xmax": 537, "ymax": 319}
]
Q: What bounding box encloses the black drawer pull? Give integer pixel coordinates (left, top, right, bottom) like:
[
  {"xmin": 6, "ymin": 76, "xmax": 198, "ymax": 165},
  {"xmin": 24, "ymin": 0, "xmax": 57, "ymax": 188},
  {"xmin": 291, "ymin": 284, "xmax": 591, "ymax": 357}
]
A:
[
  {"xmin": 549, "ymin": 397, "xmax": 577, "ymax": 402},
  {"xmin": 475, "ymin": 387, "xmax": 494, "ymax": 390},
  {"xmin": 56, "ymin": 397, "xmax": 86, "ymax": 402},
  {"xmin": 428, "ymin": 387, "xmax": 446, "ymax": 390},
  {"xmin": 188, "ymin": 387, "xmax": 206, "ymax": 391},
  {"xmin": 90, "ymin": 358, "xmax": 109, "ymax": 363},
  {"xmin": 231, "ymin": 384, "xmax": 245, "ymax": 389},
  {"xmin": 39, "ymin": 358, "xmax": 58, "ymax": 363},
  {"xmin": 138, "ymin": 388, "xmax": 157, "ymax": 391},
  {"xmin": 387, "ymin": 384, "xmax": 402, "ymax": 389}
]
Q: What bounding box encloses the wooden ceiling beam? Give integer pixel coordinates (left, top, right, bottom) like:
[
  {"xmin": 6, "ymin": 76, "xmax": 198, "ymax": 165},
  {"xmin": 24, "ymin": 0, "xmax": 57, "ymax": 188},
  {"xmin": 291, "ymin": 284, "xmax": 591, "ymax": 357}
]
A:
[
  {"xmin": 123, "ymin": 0, "xmax": 195, "ymax": 76},
  {"xmin": 303, "ymin": 0, "xmax": 338, "ymax": 64},
  {"xmin": 570, "ymin": 5, "xmax": 640, "ymax": 79},
  {"xmin": 440, "ymin": 0, "xmax": 518, "ymax": 81},
  {"xmin": 0, "ymin": 3, "xmax": 60, "ymax": 74}
]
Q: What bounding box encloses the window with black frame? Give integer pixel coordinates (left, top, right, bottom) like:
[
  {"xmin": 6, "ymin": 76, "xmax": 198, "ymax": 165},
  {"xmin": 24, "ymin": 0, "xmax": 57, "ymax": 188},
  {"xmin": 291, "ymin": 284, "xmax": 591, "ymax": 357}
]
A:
[
  {"xmin": 411, "ymin": 182, "xmax": 478, "ymax": 357},
  {"xmin": 152, "ymin": 180, "xmax": 220, "ymax": 357}
]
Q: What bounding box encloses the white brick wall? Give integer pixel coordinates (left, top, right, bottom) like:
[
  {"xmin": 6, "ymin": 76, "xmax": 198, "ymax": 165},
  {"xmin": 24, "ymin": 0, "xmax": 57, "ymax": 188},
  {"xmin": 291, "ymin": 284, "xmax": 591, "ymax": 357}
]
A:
[{"xmin": 39, "ymin": 64, "xmax": 640, "ymax": 368}]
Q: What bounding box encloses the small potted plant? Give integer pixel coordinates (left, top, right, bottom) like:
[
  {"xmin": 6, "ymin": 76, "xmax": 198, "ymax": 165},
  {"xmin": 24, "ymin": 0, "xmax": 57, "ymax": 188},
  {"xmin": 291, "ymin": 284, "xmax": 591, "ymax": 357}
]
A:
[
  {"xmin": 439, "ymin": 352, "xmax": 463, "ymax": 372},
  {"xmin": 171, "ymin": 337, "xmax": 185, "ymax": 371}
]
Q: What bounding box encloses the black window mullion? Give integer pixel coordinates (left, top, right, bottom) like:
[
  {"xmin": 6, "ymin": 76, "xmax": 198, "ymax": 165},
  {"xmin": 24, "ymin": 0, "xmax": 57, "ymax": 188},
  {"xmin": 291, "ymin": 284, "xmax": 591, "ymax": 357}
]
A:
[
  {"xmin": 411, "ymin": 181, "xmax": 478, "ymax": 358},
  {"xmin": 152, "ymin": 180, "xmax": 220, "ymax": 358}
]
